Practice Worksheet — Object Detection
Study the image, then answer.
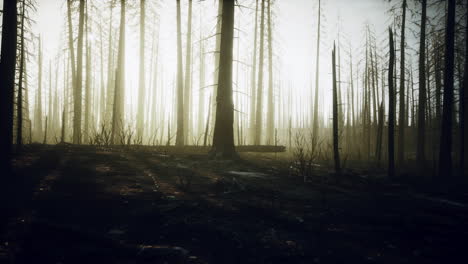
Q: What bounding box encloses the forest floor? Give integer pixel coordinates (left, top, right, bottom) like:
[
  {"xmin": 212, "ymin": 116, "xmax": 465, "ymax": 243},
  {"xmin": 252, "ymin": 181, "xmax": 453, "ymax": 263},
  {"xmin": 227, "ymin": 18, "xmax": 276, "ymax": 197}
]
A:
[{"xmin": 1, "ymin": 144, "xmax": 468, "ymax": 264}]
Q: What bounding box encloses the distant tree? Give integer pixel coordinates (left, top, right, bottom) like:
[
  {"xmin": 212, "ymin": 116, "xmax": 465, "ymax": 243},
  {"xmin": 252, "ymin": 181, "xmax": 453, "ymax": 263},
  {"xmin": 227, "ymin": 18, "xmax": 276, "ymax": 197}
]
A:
[
  {"xmin": 312, "ymin": 0, "xmax": 321, "ymax": 147},
  {"xmin": 266, "ymin": 0, "xmax": 274, "ymax": 144},
  {"xmin": 0, "ymin": 0, "xmax": 18, "ymax": 175},
  {"xmin": 17, "ymin": 0, "xmax": 27, "ymax": 151},
  {"xmin": 388, "ymin": 28, "xmax": 395, "ymax": 179},
  {"xmin": 111, "ymin": 0, "xmax": 126, "ymax": 144},
  {"xmin": 136, "ymin": 0, "xmax": 146, "ymax": 140},
  {"xmin": 175, "ymin": 0, "xmax": 184, "ymax": 146},
  {"xmin": 210, "ymin": 0, "xmax": 236, "ymax": 158},
  {"xmin": 249, "ymin": 0, "xmax": 259, "ymax": 144},
  {"xmin": 184, "ymin": 0, "xmax": 193, "ymax": 143},
  {"xmin": 438, "ymin": 0, "xmax": 456, "ymax": 177}
]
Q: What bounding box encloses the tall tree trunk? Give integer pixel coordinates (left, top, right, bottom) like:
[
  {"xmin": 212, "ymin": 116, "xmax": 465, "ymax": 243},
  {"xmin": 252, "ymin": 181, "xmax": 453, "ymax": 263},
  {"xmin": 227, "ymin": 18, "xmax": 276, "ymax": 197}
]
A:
[
  {"xmin": 254, "ymin": 0, "xmax": 265, "ymax": 145},
  {"xmin": 105, "ymin": 4, "xmax": 114, "ymax": 125},
  {"xmin": 183, "ymin": 0, "xmax": 193, "ymax": 144},
  {"xmin": 416, "ymin": 0, "xmax": 427, "ymax": 168},
  {"xmin": 67, "ymin": 0, "xmax": 77, "ymax": 101},
  {"xmin": 85, "ymin": 45, "xmax": 91, "ymax": 143},
  {"xmin": 73, "ymin": 0, "xmax": 85, "ymax": 144},
  {"xmin": 438, "ymin": 0, "xmax": 456, "ymax": 177},
  {"xmin": 137, "ymin": 0, "xmax": 146, "ymax": 140},
  {"xmin": 0, "ymin": 0, "xmax": 18, "ymax": 174},
  {"xmin": 266, "ymin": 0, "xmax": 274, "ymax": 144},
  {"xmin": 198, "ymin": 4, "xmax": 206, "ymax": 137},
  {"xmin": 332, "ymin": 44, "xmax": 341, "ymax": 175},
  {"xmin": 398, "ymin": 0, "xmax": 407, "ymax": 165},
  {"xmin": 312, "ymin": 0, "xmax": 321, "ymax": 147},
  {"xmin": 175, "ymin": 0, "xmax": 185, "ymax": 146},
  {"xmin": 461, "ymin": 2, "xmax": 468, "ymax": 175},
  {"xmin": 210, "ymin": 0, "xmax": 236, "ymax": 158},
  {"xmin": 111, "ymin": 0, "xmax": 126, "ymax": 144},
  {"xmin": 35, "ymin": 38, "xmax": 43, "ymax": 142},
  {"xmin": 249, "ymin": 0, "xmax": 259, "ymax": 145},
  {"xmin": 17, "ymin": 1, "xmax": 26, "ymax": 151},
  {"xmin": 388, "ymin": 28, "xmax": 395, "ymax": 179}
]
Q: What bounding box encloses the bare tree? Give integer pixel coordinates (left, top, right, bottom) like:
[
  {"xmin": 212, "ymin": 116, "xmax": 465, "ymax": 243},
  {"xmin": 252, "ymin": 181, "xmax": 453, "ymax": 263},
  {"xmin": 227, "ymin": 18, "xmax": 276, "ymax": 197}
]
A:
[{"xmin": 388, "ymin": 28, "xmax": 395, "ymax": 179}]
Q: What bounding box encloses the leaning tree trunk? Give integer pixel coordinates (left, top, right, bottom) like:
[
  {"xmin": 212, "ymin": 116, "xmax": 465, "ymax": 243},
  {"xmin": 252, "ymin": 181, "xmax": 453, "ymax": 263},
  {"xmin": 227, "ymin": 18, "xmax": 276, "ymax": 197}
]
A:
[
  {"xmin": 254, "ymin": 0, "xmax": 265, "ymax": 145},
  {"xmin": 136, "ymin": 0, "xmax": 146, "ymax": 140},
  {"xmin": 0, "ymin": 0, "xmax": 18, "ymax": 175},
  {"xmin": 73, "ymin": 0, "xmax": 85, "ymax": 144},
  {"xmin": 388, "ymin": 28, "xmax": 395, "ymax": 179},
  {"xmin": 175, "ymin": 0, "xmax": 185, "ymax": 146},
  {"xmin": 398, "ymin": 0, "xmax": 407, "ymax": 165},
  {"xmin": 438, "ymin": 0, "xmax": 456, "ymax": 178},
  {"xmin": 210, "ymin": 0, "xmax": 236, "ymax": 158},
  {"xmin": 332, "ymin": 43, "xmax": 341, "ymax": 175},
  {"xmin": 416, "ymin": 0, "xmax": 427, "ymax": 169}
]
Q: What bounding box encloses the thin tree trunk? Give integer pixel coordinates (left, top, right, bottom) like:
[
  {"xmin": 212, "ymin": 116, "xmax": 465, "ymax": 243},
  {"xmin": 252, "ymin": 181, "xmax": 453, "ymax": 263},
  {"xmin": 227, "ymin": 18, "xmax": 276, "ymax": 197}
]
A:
[
  {"xmin": 250, "ymin": 0, "xmax": 259, "ymax": 145},
  {"xmin": 332, "ymin": 44, "xmax": 341, "ymax": 175},
  {"xmin": 388, "ymin": 28, "xmax": 395, "ymax": 179},
  {"xmin": 183, "ymin": 0, "xmax": 193, "ymax": 144},
  {"xmin": 175, "ymin": 0, "xmax": 185, "ymax": 146},
  {"xmin": 266, "ymin": 0, "xmax": 274, "ymax": 144},
  {"xmin": 136, "ymin": 0, "xmax": 146, "ymax": 140},
  {"xmin": 312, "ymin": 0, "xmax": 321, "ymax": 147},
  {"xmin": 398, "ymin": 0, "xmax": 407, "ymax": 165},
  {"xmin": 460, "ymin": 2, "xmax": 468, "ymax": 176},
  {"xmin": 17, "ymin": 2, "xmax": 26, "ymax": 151}
]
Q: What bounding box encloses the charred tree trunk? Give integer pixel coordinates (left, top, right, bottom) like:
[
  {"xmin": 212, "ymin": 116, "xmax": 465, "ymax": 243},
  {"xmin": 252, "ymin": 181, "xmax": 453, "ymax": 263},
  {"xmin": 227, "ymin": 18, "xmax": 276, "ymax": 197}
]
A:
[
  {"xmin": 210, "ymin": 0, "xmax": 236, "ymax": 158},
  {"xmin": 416, "ymin": 0, "xmax": 427, "ymax": 168},
  {"xmin": 17, "ymin": 2, "xmax": 26, "ymax": 151},
  {"xmin": 0, "ymin": 0, "xmax": 18, "ymax": 174},
  {"xmin": 438, "ymin": 0, "xmax": 456, "ymax": 177},
  {"xmin": 332, "ymin": 44, "xmax": 341, "ymax": 175},
  {"xmin": 388, "ymin": 28, "xmax": 395, "ymax": 179},
  {"xmin": 461, "ymin": 2, "xmax": 468, "ymax": 175},
  {"xmin": 398, "ymin": 0, "xmax": 407, "ymax": 165}
]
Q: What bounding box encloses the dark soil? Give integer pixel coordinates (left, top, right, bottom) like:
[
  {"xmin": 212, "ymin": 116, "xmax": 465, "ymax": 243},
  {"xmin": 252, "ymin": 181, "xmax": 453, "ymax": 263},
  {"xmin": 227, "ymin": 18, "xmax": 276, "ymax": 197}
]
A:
[{"xmin": 1, "ymin": 144, "xmax": 467, "ymax": 263}]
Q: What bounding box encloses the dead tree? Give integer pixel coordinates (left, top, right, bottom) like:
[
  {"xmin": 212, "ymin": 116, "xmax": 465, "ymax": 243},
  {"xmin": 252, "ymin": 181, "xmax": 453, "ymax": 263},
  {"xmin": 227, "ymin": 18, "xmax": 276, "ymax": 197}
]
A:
[
  {"xmin": 210, "ymin": 0, "xmax": 236, "ymax": 158},
  {"xmin": 73, "ymin": 0, "xmax": 85, "ymax": 144},
  {"xmin": 183, "ymin": 0, "xmax": 193, "ymax": 143},
  {"xmin": 416, "ymin": 0, "xmax": 427, "ymax": 168},
  {"xmin": 388, "ymin": 28, "xmax": 395, "ymax": 179},
  {"xmin": 136, "ymin": 0, "xmax": 146, "ymax": 140},
  {"xmin": 175, "ymin": 0, "xmax": 184, "ymax": 146},
  {"xmin": 0, "ymin": 0, "xmax": 18, "ymax": 174},
  {"xmin": 398, "ymin": 0, "xmax": 407, "ymax": 165},
  {"xmin": 249, "ymin": 0, "xmax": 259, "ymax": 144},
  {"xmin": 266, "ymin": 0, "xmax": 274, "ymax": 144},
  {"xmin": 17, "ymin": 1, "xmax": 26, "ymax": 151},
  {"xmin": 254, "ymin": 0, "xmax": 266, "ymax": 145},
  {"xmin": 332, "ymin": 43, "xmax": 341, "ymax": 175},
  {"xmin": 312, "ymin": 0, "xmax": 321, "ymax": 146},
  {"xmin": 438, "ymin": 0, "xmax": 456, "ymax": 177}
]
